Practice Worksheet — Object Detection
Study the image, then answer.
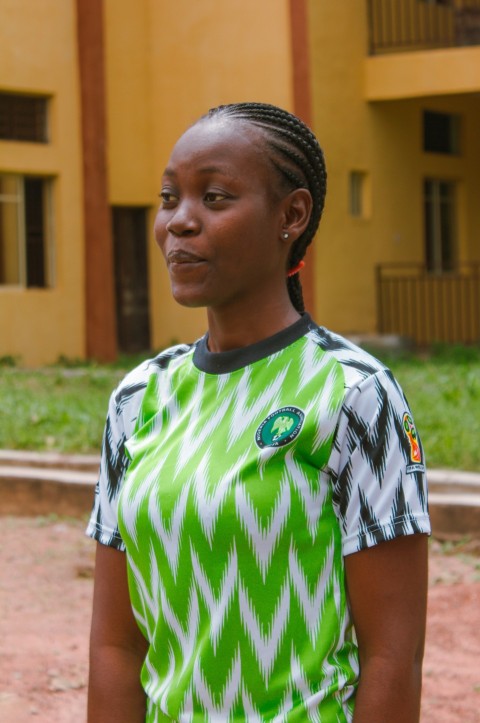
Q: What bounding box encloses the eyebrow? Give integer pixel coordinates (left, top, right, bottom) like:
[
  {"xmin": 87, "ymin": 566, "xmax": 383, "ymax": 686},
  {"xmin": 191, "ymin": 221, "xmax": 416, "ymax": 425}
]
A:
[{"xmin": 162, "ymin": 165, "xmax": 237, "ymax": 179}]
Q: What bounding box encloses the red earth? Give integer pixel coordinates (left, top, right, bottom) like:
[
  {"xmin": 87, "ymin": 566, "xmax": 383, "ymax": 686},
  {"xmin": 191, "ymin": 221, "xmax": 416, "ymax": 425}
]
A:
[{"xmin": 0, "ymin": 517, "xmax": 479, "ymax": 722}]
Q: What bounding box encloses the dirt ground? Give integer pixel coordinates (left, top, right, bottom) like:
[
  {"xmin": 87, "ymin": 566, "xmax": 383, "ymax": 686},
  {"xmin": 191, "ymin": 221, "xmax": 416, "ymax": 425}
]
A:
[{"xmin": 0, "ymin": 517, "xmax": 479, "ymax": 722}]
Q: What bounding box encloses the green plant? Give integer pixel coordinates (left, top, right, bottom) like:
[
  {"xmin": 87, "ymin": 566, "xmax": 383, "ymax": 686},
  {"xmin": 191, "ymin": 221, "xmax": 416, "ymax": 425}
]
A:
[
  {"xmin": 0, "ymin": 349, "xmax": 479, "ymax": 470},
  {"xmin": 0, "ymin": 354, "xmax": 19, "ymax": 367}
]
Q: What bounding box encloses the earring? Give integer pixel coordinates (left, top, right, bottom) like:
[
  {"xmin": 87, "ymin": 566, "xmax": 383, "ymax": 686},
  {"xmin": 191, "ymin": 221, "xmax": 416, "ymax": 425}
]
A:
[{"xmin": 283, "ymin": 232, "xmax": 289, "ymax": 239}]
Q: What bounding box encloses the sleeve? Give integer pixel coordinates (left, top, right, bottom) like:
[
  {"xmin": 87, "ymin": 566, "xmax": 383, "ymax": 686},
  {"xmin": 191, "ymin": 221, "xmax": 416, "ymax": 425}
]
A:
[
  {"xmin": 85, "ymin": 369, "xmax": 149, "ymax": 549},
  {"xmin": 328, "ymin": 369, "xmax": 431, "ymax": 557}
]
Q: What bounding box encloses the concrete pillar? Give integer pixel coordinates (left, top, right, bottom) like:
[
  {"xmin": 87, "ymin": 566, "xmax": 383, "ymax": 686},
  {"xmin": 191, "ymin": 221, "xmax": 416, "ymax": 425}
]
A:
[
  {"xmin": 289, "ymin": 0, "xmax": 315, "ymax": 315},
  {"xmin": 76, "ymin": 0, "xmax": 117, "ymax": 361}
]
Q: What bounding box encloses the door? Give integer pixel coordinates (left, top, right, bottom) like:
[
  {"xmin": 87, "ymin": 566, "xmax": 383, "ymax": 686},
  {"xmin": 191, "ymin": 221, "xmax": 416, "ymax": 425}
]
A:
[{"xmin": 112, "ymin": 206, "xmax": 151, "ymax": 353}]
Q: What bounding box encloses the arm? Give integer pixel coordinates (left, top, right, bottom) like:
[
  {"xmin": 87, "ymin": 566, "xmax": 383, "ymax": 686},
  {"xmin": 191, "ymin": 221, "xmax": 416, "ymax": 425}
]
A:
[
  {"xmin": 88, "ymin": 543, "xmax": 148, "ymax": 723},
  {"xmin": 345, "ymin": 534, "xmax": 428, "ymax": 723}
]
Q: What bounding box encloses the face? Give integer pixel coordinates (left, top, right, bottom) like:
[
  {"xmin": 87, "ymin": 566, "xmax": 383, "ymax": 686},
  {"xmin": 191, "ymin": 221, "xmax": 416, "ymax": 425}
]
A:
[{"xmin": 154, "ymin": 118, "xmax": 293, "ymax": 313}]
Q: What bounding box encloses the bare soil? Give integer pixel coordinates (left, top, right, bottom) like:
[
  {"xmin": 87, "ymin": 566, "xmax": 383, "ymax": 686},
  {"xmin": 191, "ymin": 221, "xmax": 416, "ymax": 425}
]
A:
[{"xmin": 0, "ymin": 517, "xmax": 479, "ymax": 722}]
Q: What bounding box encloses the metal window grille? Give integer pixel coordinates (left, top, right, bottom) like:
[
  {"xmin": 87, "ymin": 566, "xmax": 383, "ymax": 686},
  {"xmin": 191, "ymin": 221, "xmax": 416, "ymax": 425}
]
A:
[{"xmin": 0, "ymin": 93, "xmax": 48, "ymax": 143}]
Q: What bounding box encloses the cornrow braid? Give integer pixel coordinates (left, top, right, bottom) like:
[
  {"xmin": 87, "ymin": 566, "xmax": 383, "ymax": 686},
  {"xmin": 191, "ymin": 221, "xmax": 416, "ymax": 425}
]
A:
[{"xmin": 202, "ymin": 102, "xmax": 327, "ymax": 312}]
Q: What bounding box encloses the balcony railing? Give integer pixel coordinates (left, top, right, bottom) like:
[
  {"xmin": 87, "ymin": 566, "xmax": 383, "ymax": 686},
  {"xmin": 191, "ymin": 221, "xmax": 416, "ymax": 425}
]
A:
[
  {"xmin": 376, "ymin": 262, "xmax": 480, "ymax": 345},
  {"xmin": 367, "ymin": 0, "xmax": 480, "ymax": 54}
]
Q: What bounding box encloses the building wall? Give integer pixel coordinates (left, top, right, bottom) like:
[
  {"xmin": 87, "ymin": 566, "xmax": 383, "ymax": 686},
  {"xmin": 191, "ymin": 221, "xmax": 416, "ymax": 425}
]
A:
[
  {"xmin": 365, "ymin": 46, "xmax": 480, "ymax": 100},
  {"xmin": 308, "ymin": 0, "xmax": 378, "ymax": 333},
  {"xmin": 367, "ymin": 94, "xmax": 480, "ymax": 266},
  {"xmin": 104, "ymin": 0, "xmax": 154, "ymax": 206},
  {"xmin": 104, "ymin": 0, "xmax": 294, "ymax": 351},
  {"xmin": 0, "ymin": 0, "xmax": 85, "ymax": 365},
  {"xmin": 2, "ymin": 0, "xmax": 479, "ymax": 364},
  {"xmin": 308, "ymin": 0, "xmax": 480, "ymax": 336}
]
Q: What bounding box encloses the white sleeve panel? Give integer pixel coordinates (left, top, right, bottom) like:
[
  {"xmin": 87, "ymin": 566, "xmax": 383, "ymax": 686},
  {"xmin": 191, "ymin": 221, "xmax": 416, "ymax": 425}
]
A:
[{"xmin": 328, "ymin": 370, "xmax": 430, "ymax": 556}]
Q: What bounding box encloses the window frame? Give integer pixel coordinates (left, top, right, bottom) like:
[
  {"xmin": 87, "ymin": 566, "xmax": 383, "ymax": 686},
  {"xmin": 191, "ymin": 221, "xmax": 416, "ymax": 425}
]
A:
[
  {"xmin": 423, "ymin": 109, "xmax": 461, "ymax": 155},
  {"xmin": 424, "ymin": 177, "xmax": 457, "ymax": 274},
  {"xmin": 348, "ymin": 170, "xmax": 371, "ymax": 219},
  {"xmin": 0, "ymin": 173, "xmax": 55, "ymax": 289}
]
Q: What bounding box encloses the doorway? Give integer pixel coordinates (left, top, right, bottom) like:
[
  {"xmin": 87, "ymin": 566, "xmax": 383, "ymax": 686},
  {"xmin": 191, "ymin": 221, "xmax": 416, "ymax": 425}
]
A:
[{"xmin": 112, "ymin": 206, "xmax": 151, "ymax": 353}]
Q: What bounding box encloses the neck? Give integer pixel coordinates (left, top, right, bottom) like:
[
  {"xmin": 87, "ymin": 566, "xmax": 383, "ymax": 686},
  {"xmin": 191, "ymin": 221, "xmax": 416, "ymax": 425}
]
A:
[{"xmin": 206, "ymin": 296, "xmax": 301, "ymax": 353}]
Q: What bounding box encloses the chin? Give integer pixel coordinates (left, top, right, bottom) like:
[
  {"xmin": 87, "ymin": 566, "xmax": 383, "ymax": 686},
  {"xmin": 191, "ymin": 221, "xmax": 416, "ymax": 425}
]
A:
[
  {"xmin": 170, "ymin": 280, "xmax": 238, "ymax": 311},
  {"xmin": 170, "ymin": 286, "xmax": 211, "ymax": 309}
]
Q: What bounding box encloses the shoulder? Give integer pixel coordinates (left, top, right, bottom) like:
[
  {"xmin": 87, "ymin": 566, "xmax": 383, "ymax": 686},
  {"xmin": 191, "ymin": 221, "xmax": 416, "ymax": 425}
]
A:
[
  {"xmin": 108, "ymin": 342, "xmax": 197, "ymax": 435},
  {"xmin": 304, "ymin": 324, "xmax": 410, "ymax": 444},
  {"xmin": 113, "ymin": 342, "xmax": 196, "ymax": 406},
  {"xmin": 305, "ymin": 323, "xmax": 395, "ymax": 391}
]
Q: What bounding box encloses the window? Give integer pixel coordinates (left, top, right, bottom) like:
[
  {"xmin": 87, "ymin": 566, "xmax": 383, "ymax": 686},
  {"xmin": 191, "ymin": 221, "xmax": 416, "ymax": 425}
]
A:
[
  {"xmin": 0, "ymin": 174, "xmax": 53, "ymax": 287},
  {"xmin": 349, "ymin": 171, "xmax": 370, "ymax": 218},
  {"xmin": 423, "ymin": 110, "xmax": 460, "ymax": 154},
  {"xmin": 0, "ymin": 92, "xmax": 48, "ymax": 143},
  {"xmin": 424, "ymin": 178, "xmax": 456, "ymax": 273}
]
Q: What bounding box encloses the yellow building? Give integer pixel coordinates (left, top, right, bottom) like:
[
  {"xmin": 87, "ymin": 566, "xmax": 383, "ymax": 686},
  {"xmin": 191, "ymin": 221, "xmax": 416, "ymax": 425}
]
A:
[
  {"xmin": 1, "ymin": 0, "xmax": 479, "ymax": 365},
  {"xmin": 310, "ymin": 0, "xmax": 480, "ymax": 347}
]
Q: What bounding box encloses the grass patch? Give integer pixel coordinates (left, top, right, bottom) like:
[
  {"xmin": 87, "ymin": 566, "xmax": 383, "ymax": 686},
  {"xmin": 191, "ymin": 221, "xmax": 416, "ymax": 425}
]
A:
[
  {"xmin": 374, "ymin": 345, "xmax": 480, "ymax": 472},
  {"xmin": 0, "ymin": 345, "xmax": 479, "ymax": 471},
  {"xmin": 0, "ymin": 366, "xmax": 125, "ymax": 453}
]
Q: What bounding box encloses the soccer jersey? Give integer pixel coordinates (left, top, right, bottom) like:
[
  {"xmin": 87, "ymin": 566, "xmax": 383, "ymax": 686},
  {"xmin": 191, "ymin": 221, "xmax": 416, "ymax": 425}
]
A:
[{"xmin": 86, "ymin": 314, "xmax": 430, "ymax": 722}]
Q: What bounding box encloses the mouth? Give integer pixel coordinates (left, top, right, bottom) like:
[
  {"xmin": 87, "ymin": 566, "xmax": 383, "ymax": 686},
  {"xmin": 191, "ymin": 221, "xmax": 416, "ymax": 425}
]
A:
[{"xmin": 167, "ymin": 249, "xmax": 206, "ymax": 265}]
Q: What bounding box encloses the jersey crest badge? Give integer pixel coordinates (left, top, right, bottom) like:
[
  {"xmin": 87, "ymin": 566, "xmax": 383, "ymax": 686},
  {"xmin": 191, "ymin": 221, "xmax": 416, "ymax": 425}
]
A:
[
  {"xmin": 403, "ymin": 412, "xmax": 424, "ymax": 473},
  {"xmin": 255, "ymin": 407, "xmax": 305, "ymax": 449}
]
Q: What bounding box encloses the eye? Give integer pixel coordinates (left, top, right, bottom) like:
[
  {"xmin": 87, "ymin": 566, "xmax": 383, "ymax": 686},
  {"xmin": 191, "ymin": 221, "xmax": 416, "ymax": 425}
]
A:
[
  {"xmin": 159, "ymin": 190, "xmax": 178, "ymax": 208},
  {"xmin": 204, "ymin": 191, "xmax": 230, "ymax": 204}
]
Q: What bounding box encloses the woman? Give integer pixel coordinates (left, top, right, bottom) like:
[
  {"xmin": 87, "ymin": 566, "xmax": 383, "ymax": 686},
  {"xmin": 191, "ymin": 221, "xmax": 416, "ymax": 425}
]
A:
[{"xmin": 87, "ymin": 103, "xmax": 430, "ymax": 722}]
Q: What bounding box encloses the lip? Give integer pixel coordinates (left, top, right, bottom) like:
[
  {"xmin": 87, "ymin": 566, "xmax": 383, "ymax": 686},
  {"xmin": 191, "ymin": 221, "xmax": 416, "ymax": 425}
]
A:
[{"xmin": 167, "ymin": 249, "xmax": 206, "ymax": 265}]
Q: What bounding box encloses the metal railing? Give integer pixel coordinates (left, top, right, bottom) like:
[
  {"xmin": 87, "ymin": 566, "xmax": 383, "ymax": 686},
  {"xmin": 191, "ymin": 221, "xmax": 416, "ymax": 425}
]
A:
[
  {"xmin": 367, "ymin": 0, "xmax": 480, "ymax": 54},
  {"xmin": 376, "ymin": 262, "xmax": 480, "ymax": 345}
]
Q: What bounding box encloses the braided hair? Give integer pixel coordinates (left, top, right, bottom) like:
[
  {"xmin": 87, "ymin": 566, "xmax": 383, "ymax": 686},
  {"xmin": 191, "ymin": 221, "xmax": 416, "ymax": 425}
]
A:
[{"xmin": 200, "ymin": 102, "xmax": 327, "ymax": 313}]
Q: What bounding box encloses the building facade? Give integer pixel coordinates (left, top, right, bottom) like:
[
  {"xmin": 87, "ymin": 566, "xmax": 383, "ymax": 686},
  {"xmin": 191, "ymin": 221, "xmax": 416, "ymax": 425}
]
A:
[
  {"xmin": 309, "ymin": 0, "xmax": 480, "ymax": 346},
  {"xmin": 1, "ymin": 0, "xmax": 479, "ymax": 365}
]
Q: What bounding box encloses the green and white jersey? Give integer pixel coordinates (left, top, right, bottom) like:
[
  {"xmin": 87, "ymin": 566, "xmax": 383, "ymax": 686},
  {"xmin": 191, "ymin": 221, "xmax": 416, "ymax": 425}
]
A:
[{"xmin": 87, "ymin": 314, "xmax": 430, "ymax": 722}]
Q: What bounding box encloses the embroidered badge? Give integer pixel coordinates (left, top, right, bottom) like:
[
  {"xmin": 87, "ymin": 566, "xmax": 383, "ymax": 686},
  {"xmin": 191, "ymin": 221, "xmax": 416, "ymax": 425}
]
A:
[
  {"xmin": 403, "ymin": 412, "xmax": 424, "ymax": 473},
  {"xmin": 255, "ymin": 407, "xmax": 305, "ymax": 449}
]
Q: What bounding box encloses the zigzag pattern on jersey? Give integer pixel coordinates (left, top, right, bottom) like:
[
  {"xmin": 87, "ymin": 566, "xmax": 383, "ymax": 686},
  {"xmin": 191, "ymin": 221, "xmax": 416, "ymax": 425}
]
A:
[
  {"xmin": 308, "ymin": 327, "xmax": 429, "ymax": 552},
  {"xmin": 88, "ymin": 323, "xmax": 429, "ymax": 720},
  {"xmin": 117, "ymin": 337, "xmax": 360, "ymax": 721},
  {"xmin": 89, "ymin": 344, "xmax": 194, "ymax": 549}
]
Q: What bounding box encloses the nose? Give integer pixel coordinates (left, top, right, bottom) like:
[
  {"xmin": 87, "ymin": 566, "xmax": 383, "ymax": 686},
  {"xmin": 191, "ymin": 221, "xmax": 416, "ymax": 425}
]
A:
[{"xmin": 165, "ymin": 201, "xmax": 201, "ymax": 237}]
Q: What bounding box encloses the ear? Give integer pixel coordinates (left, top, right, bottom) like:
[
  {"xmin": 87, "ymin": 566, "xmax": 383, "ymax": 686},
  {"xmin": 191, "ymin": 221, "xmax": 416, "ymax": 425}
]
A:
[{"xmin": 279, "ymin": 188, "xmax": 313, "ymax": 243}]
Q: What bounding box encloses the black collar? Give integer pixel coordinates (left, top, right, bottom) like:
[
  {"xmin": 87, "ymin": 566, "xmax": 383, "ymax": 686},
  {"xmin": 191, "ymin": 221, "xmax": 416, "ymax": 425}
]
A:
[{"xmin": 193, "ymin": 313, "xmax": 314, "ymax": 374}]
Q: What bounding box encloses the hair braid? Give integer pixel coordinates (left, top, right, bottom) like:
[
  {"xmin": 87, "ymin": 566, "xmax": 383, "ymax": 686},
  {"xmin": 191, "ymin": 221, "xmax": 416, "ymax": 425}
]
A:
[{"xmin": 202, "ymin": 102, "xmax": 327, "ymax": 312}]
